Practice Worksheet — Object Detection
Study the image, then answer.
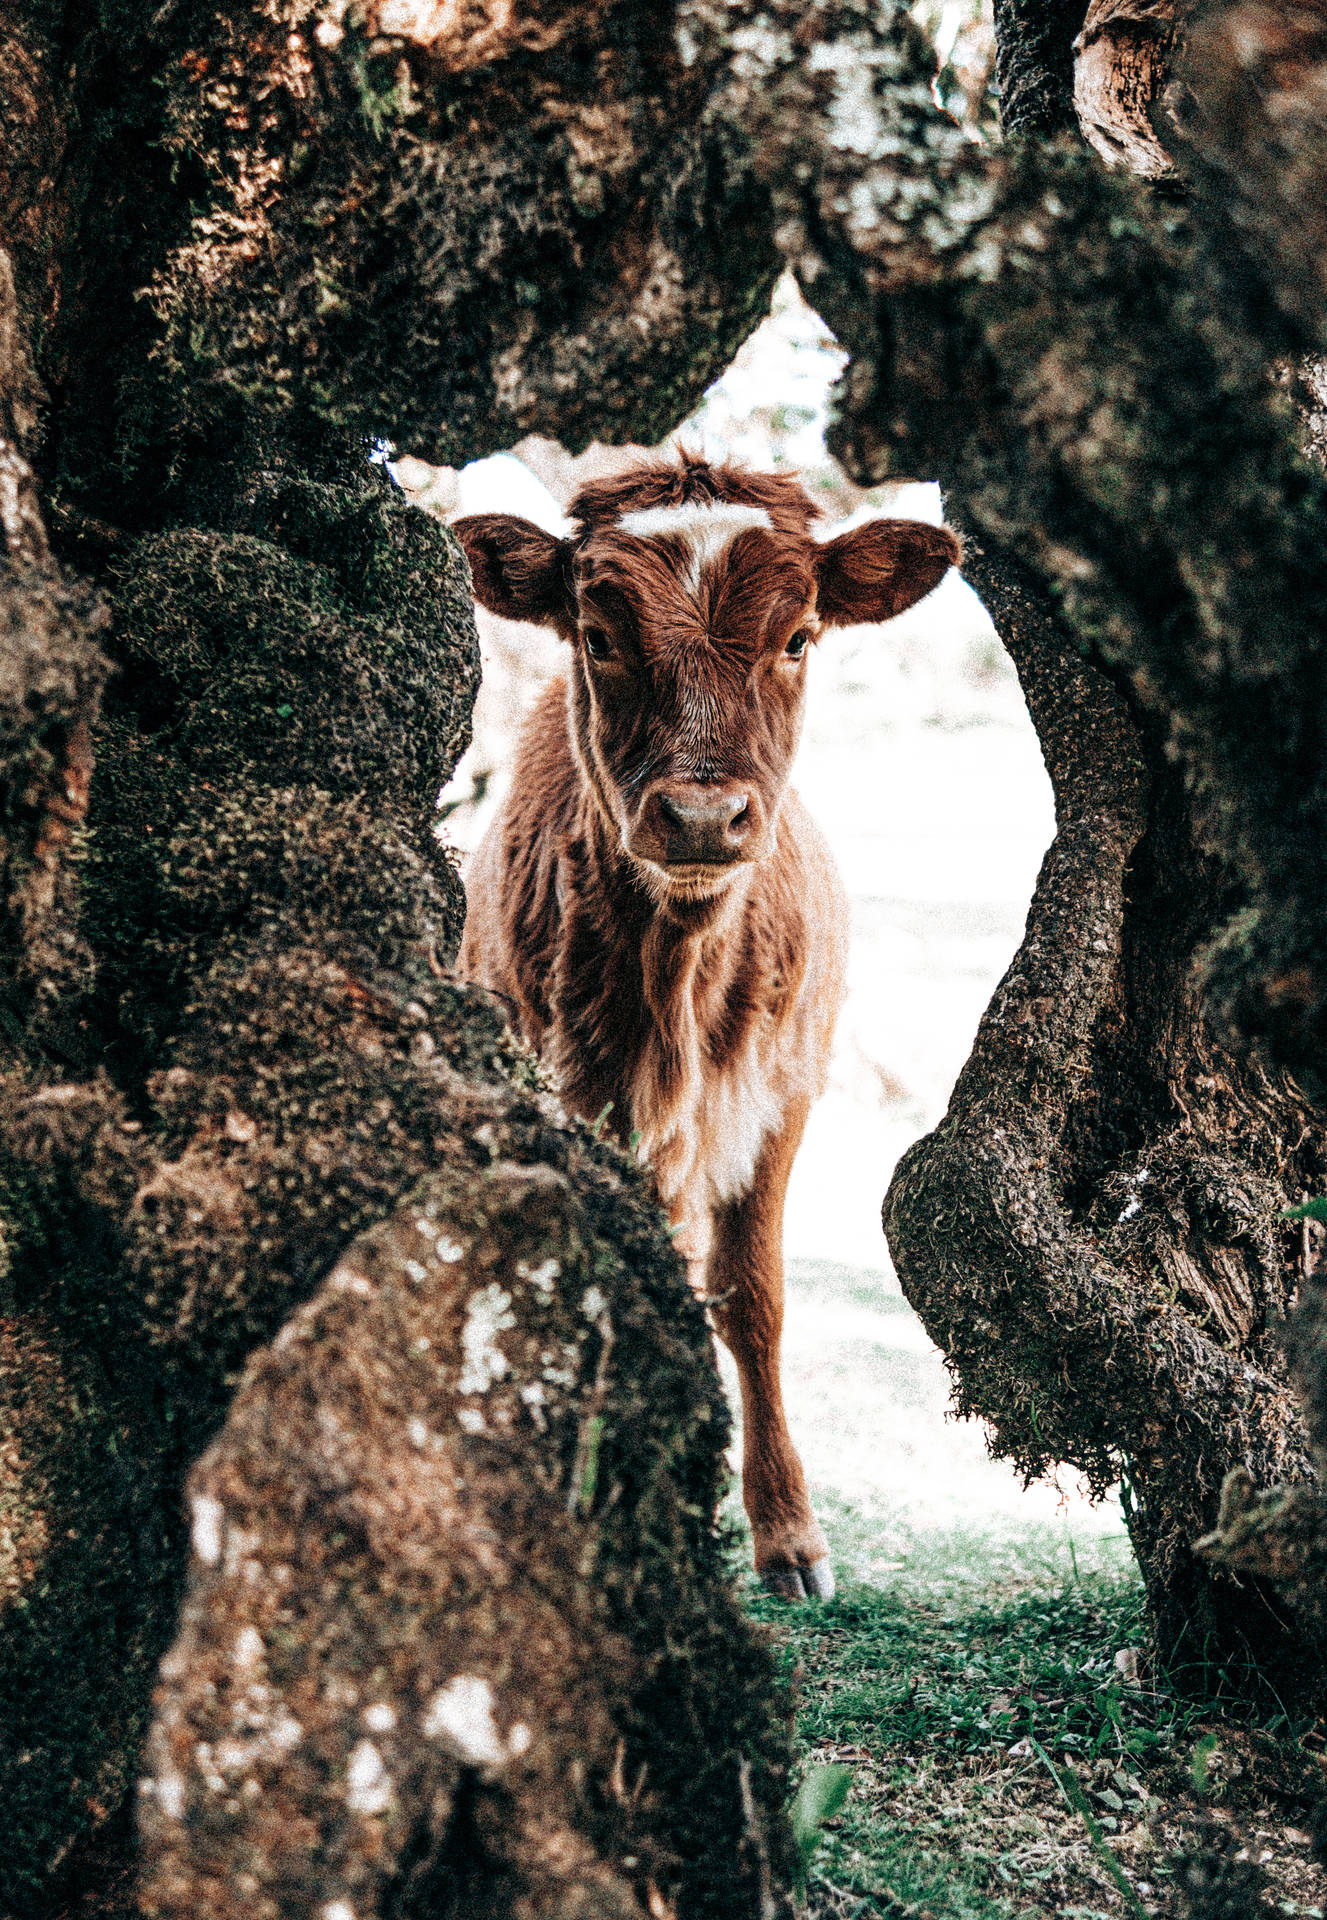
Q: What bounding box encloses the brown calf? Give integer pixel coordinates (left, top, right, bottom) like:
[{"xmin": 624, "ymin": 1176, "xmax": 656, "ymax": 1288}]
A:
[{"xmin": 454, "ymin": 453, "xmax": 959, "ymax": 1598}]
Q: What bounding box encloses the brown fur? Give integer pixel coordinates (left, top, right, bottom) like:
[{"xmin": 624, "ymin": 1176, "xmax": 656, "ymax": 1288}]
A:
[{"xmin": 454, "ymin": 455, "xmax": 960, "ymax": 1593}]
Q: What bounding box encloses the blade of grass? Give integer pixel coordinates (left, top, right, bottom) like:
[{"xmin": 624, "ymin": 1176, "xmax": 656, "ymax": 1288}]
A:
[
  {"xmin": 790, "ymin": 1762, "xmax": 853, "ymax": 1897},
  {"xmin": 1029, "ymin": 1736, "xmax": 1149, "ymax": 1920}
]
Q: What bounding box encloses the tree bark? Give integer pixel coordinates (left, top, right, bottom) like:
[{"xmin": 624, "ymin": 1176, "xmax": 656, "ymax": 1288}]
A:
[
  {"xmin": 139, "ymin": 1160, "xmax": 792, "ymax": 1920},
  {"xmin": 0, "ymin": 449, "xmax": 795, "ymax": 1912},
  {"xmin": 42, "ymin": 0, "xmax": 779, "ymax": 517},
  {"xmin": 0, "ymin": 239, "xmax": 109, "ymax": 1038},
  {"xmin": 0, "ymin": 9, "xmax": 798, "ymax": 1909},
  {"xmin": 884, "ymin": 547, "xmax": 1323, "ymax": 1669},
  {"xmin": 995, "ymin": 0, "xmax": 1087, "ymax": 136},
  {"xmin": 13, "ymin": 0, "xmax": 1327, "ymax": 1901},
  {"xmin": 1073, "ymin": 0, "xmax": 1188, "ymax": 176}
]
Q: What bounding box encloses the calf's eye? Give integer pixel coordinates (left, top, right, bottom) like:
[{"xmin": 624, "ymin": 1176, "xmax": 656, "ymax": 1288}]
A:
[
  {"xmin": 784, "ymin": 629, "xmax": 812, "ymax": 660},
  {"xmin": 582, "ymin": 627, "xmax": 612, "ymax": 660}
]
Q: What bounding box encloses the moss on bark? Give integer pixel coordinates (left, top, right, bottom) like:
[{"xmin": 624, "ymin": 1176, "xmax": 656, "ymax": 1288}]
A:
[
  {"xmin": 0, "ymin": 244, "xmax": 110, "ymax": 1047},
  {"xmin": 0, "ymin": 1299, "xmax": 184, "ymax": 1903},
  {"xmin": 42, "ymin": 1, "xmax": 778, "ymax": 512},
  {"xmin": 1, "ymin": 451, "xmax": 794, "ymax": 1911},
  {"xmin": 1, "ymin": 2, "xmax": 804, "ymax": 1894},
  {"xmin": 0, "ymin": 461, "xmax": 487, "ymax": 1903},
  {"xmin": 83, "ymin": 466, "xmax": 477, "ymax": 1065},
  {"xmin": 16, "ymin": 0, "xmax": 1327, "ymax": 1893},
  {"xmin": 882, "ymin": 549, "xmax": 1325, "ymax": 1674}
]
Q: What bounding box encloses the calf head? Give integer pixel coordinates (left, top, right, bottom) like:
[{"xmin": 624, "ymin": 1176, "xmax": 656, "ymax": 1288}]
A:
[{"xmin": 455, "ymin": 456, "xmax": 960, "ymax": 900}]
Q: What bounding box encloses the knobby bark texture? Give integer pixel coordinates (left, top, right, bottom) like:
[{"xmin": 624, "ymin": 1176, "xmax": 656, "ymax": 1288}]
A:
[
  {"xmin": 2, "ymin": 450, "xmax": 794, "ymax": 1915},
  {"xmin": 884, "ymin": 550, "xmax": 1323, "ymax": 1666},
  {"xmin": 0, "ymin": 6, "xmax": 801, "ymax": 1914},
  {"xmin": 49, "ymin": 0, "xmax": 778, "ymax": 517},
  {"xmin": 138, "ymin": 1162, "xmax": 791, "ymax": 1920}
]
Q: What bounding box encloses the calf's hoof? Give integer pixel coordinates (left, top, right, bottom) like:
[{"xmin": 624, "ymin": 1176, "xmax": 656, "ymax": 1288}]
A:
[{"xmin": 761, "ymin": 1556, "xmax": 835, "ymax": 1602}]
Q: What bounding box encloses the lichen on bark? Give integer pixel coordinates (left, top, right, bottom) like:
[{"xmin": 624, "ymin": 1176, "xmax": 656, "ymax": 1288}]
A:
[
  {"xmin": 14, "ymin": 0, "xmax": 1327, "ymax": 1901},
  {"xmin": 0, "ymin": 457, "xmax": 473, "ymax": 1902},
  {"xmin": 139, "ymin": 1156, "xmax": 793, "ymax": 1920}
]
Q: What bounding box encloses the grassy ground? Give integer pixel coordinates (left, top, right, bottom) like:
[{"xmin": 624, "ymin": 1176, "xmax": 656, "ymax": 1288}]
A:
[
  {"xmin": 724, "ymin": 1261, "xmax": 1327, "ymax": 1920},
  {"xmin": 746, "ymin": 1517, "xmax": 1326, "ymax": 1919}
]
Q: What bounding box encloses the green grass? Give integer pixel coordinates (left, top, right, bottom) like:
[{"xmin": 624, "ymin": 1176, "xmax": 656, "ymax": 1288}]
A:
[
  {"xmin": 750, "ymin": 1499, "xmax": 1187, "ymax": 1755},
  {"xmin": 732, "ymin": 1497, "xmax": 1323, "ymax": 1917},
  {"xmin": 748, "ymin": 1514, "xmax": 1144, "ymax": 1915}
]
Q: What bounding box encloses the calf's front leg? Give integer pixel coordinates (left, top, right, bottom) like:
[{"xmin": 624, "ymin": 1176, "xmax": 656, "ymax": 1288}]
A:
[{"xmin": 706, "ymin": 1096, "xmax": 834, "ymax": 1601}]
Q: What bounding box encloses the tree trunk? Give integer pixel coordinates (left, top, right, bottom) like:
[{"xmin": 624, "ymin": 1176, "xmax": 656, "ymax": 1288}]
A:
[
  {"xmin": 0, "ymin": 7, "xmax": 797, "ymax": 1910},
  {"xmin": 139, "ymin": 1160, "xmax": 793, "ymax": 1920},
  {"xmin": 13, "ymin": 0, "xmax": 1327, "ymax": 1901},
  {"xmin": 0, "ymin": 453, "xmax": 795, "ymax": 1915},
  {"xmin": 884, "ymin": 547, "xmax": 1323, "ymax": 1672}
]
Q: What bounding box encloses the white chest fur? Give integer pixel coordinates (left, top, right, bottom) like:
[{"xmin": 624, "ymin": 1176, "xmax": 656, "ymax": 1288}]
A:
[
  {"xmin": 627, "ymin": 963, "xmax": 830, "ymax": 1277},
  {"xmin": 629, "ymin": 1024, "xmax": 786, "ymax": 1274},
  {"xmin": 636, "ymin": 1028, "xmax": 785, "ymax": 1211}
]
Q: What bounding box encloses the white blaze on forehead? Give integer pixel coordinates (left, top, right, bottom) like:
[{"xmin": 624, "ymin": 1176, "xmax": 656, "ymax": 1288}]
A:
[{"xmin": 616, "ymin": 501, "xmax": 774, "ymax": 591}]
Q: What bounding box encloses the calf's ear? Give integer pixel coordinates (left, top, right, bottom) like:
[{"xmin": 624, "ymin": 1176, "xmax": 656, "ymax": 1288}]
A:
[
  {"xmin": 452, "ymin": 514, "xmax": 573, "ymax": 628},
  {"xmin": 815, "ymin": 518, "xmax": 962, "ymax": 627}
]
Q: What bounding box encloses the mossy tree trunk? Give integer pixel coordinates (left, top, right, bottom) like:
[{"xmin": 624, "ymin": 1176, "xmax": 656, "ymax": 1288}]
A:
[
  {"xmin": 865, "ymin": 0, "xmax": 1327, "ymax": 1672},
  {"xmin": 0, "ymin": 6, "xmax": 798, "ymax": 1914},
  {"xmin": 884, "ymin": 548, "xmax": 1324, "ymax": 1674},
  {"xmin": 1, "ymin": 440, "xmax": 798, "ymax": 1917}
]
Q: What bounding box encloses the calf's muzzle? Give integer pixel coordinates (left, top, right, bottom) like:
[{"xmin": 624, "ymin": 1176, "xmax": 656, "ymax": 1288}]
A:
[{"xmin": 630, "ymin": 781, "xmax": 764, "ymax": 867}]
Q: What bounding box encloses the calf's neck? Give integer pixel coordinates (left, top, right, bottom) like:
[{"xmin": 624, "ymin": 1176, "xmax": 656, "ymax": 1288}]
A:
[{"xmin": 455, "ymin": 454, "xmax": 959, "ymax": 1597}]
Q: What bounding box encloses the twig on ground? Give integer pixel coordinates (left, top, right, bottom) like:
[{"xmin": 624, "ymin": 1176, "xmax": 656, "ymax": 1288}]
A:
[{"xmin": 739, "ymin": 1755, "xmax": 778, "ymax": 1920}]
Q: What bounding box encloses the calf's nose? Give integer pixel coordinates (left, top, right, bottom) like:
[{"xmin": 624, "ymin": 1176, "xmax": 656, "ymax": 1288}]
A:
[{"xmin": 647, "ymin": 783, "xmax": 754, "ymax": 863}]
